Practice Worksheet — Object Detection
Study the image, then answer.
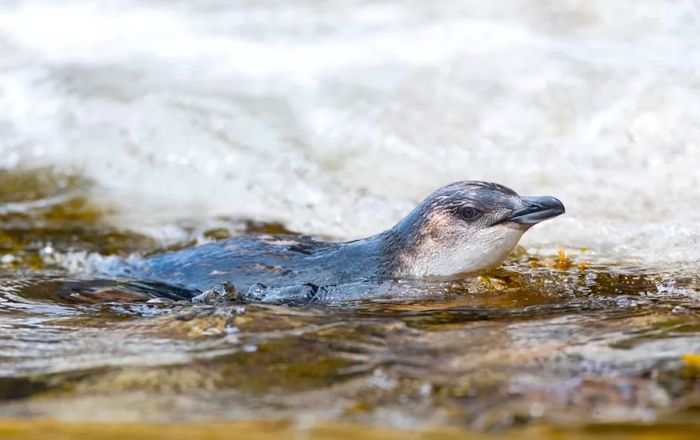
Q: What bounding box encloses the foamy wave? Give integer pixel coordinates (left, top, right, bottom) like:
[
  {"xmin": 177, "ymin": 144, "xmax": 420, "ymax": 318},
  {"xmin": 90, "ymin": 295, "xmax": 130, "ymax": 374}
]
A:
[{"xmin": 1, "ymin": 0, "xmax": 698, "ymax": 272}]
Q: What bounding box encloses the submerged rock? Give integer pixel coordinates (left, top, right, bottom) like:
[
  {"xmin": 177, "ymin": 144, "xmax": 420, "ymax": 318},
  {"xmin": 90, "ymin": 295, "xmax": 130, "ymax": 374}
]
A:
[{"xmin": 191, "ymin": 282, "xmax": 239, "ymax": 304}]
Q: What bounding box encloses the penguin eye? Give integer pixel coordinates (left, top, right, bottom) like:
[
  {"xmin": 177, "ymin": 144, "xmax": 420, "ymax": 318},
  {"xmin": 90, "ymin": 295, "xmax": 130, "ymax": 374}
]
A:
[{"xmin": 459, "ymin": 206, "xmax": 480, "ymax": 221}]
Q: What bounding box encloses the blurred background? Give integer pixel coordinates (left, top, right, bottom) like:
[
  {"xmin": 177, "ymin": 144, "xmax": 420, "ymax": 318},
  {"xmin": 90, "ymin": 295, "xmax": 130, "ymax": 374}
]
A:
[{"xmin": 1, "ymin": 0, "xmax": 699, "ymax": 271}]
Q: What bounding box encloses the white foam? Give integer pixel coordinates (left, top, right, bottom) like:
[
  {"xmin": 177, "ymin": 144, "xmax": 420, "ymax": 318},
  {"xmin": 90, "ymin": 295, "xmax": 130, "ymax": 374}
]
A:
[{"xmin": 0, "ymin": 1, "xmax": 698, "ymax": 272}]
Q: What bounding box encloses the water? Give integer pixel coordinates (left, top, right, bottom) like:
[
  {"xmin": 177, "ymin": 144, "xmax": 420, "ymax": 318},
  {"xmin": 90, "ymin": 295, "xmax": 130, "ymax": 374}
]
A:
[
  {"xmin": 0, "ymin": 170, "xmax": 698, "ymax": 436},
  {"xmin": 1, "ymin": 0, "xmax": 700, "ymax": 436}
]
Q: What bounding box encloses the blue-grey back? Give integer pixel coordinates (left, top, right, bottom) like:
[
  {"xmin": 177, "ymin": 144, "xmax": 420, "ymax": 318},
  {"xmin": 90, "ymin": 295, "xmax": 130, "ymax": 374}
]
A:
[{"xmin": 122, "ymin": 234, "xmax": 384, "ymax": 293}]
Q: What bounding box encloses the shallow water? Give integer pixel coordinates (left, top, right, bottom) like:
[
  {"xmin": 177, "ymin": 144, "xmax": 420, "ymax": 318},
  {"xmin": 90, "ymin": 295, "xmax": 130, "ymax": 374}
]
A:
[
  {"xmin": 0, "ymin": 168, "xmax": 698, "ymax": 435},
  {"xmin": 1, "ymin": 0, "xmax": 700, "ymax": 436}
]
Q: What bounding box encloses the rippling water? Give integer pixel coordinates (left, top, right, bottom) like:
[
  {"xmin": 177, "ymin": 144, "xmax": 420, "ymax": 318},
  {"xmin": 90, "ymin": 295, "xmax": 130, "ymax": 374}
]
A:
[
  {"xmin": 0, "ymin": 169, "xmax": 697, "ymax": 434},
  {"xmin": 1, "ymin": 0, "xmax": 700, "ymax": 436}
]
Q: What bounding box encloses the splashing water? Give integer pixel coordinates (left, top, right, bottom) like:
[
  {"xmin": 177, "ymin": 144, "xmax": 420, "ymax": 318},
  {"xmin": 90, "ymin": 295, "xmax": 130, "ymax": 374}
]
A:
[{"xmin": 1, "ymin": 0, "xmax": 699, "ymax": 272}]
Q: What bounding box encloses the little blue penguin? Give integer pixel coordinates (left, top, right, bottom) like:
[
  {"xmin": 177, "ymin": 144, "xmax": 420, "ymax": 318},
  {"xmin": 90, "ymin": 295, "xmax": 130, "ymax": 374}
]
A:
[{"xmin": 110, "ymin": 181, "xmax": 564, "ymax": 299}]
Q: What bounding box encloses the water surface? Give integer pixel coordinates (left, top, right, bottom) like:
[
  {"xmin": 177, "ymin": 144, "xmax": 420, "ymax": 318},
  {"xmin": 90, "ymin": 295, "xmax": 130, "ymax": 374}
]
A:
[{"xmin": 0, "ymin": 168, "xmax": 698, "ymax": 436}]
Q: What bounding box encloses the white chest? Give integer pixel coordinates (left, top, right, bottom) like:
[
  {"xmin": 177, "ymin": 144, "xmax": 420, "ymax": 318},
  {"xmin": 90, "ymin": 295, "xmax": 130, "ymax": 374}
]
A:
[{"xmin": 406, "ymin": 226, "xmax": 525, "ymax": 278}]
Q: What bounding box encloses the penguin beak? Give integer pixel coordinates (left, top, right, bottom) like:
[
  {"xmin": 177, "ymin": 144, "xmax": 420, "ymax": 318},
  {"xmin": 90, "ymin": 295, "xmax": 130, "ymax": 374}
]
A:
[{"xmin": 501, "ymin": 196, "xmax": 565, "ymax": 225}]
